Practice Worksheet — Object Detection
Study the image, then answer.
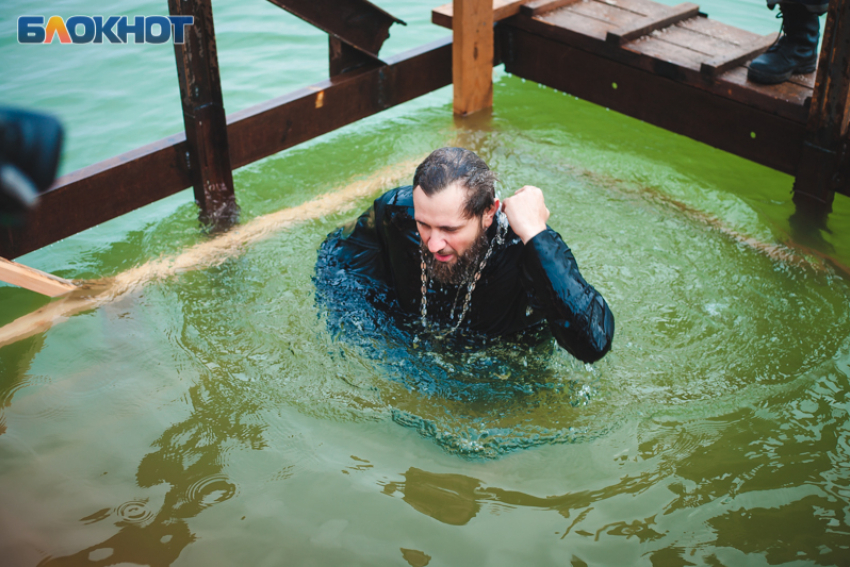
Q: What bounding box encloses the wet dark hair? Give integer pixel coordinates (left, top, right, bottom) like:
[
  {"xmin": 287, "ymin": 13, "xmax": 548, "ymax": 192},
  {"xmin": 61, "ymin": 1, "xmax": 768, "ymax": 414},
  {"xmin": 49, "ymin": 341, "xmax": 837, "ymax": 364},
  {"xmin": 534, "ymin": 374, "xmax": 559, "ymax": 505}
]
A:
[{"xmin": 412, "ymin": 147, "xmax": 497, "ymax": 219}]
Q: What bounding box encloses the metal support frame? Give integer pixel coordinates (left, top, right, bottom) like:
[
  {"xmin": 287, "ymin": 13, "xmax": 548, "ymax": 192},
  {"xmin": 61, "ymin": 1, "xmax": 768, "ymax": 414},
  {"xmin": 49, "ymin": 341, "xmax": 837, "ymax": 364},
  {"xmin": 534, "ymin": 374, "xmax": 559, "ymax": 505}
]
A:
[
  {"xmin": 265, "ymin": 0, "xmax": 404, "ymax": 63},
  {"xmin": 3, "ymin": 0, "xmax": 848, "ymax": 260},
  {"xmin": 793, "ymin": 0, "xmax": 850, "ymax": 214},
  {"xmin": 0, "ymin": 39, "xmax": 451, "ymax": 259},
  {"xmin": 329, "ymin": 36, "xmax": 382, "ymax": 77},
  {"xmin": 169, "ymin": 0, "xmax": 238, "ymax": 229}
]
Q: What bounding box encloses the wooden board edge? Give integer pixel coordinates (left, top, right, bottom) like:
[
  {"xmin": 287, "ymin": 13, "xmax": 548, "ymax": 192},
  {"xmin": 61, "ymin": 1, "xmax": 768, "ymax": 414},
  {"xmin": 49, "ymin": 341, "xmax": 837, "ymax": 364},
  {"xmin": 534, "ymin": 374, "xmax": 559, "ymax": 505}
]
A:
[
  {"xmin": 520, "ymin": 0, "xmax": 581, "ymax": 17},
  {"xmin": 432, "ymin": 0, "xmax": 532, "ymax": 29},
  {"xmin": 700, "ymin": 32, "xmax": 779, "ymax": 78},
  {"xmin": 0, "ymin": 257, "xmax": 76, "ymax": 297},
  {"xmin": 606, "ymin": 2, "xmax": 701, "ymax": 45}
]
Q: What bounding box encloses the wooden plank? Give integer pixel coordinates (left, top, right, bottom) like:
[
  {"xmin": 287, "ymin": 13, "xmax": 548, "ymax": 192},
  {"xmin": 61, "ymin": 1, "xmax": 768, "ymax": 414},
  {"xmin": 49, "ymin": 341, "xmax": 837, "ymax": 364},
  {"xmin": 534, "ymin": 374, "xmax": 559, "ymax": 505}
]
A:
[
  {"xmin": 520, "ymin": 0, "xmax": 581, "ymax": 18},
  {"xmin": 169, "ymin": 0, "xmax": 238, "ymax": 228},
  {"xmin": 609, "ymin": 0, "xmax": 687, "ymax": 17},
  {"xmin": 0, "ymin": 38, "xmax": 453, "ymax": 259},
  {"xmin": 565, "ymin": 0, "xmax": 682, "ymax": 28},
  {"xmin": 536, "ymin": 6, "xmax": 615, "ymax": 41},
  {"xmin": 567, "ymin": 1, "xmax": 645, "ymax": 29},
  {"xmin": 787, "ymin": 71, "xmax": 816, "ymax": 90},
  {"xmin": 700, "ymin": 33, "xmax": 777, "ymax": 77},
  {"xmin": 677, "ymin": 15, "xmax": 766, "ymax": 47},
  {"xmin": 432, "ymin": 0, "xmax": 530, "ymax": 29},
  {"xmin": 453, "ymin": 0, "xmax": 494, "ymax": 115},
  {"xmin": 606, "ymin": 3, "xmax": 701, "ymax": 45},
  {"xmin": 0, "ymin": 257, "xmax": 76, "ymax": 297},
  {"xmin": 651, "ymin": 24, "xmax": 744, "ymax": 58},
  {"xmin": 507, "ymin": 13, "xmax": 811, "ymax": 123},
  {"xmin": 503, "ymin": 25, "xmax": 807, "ymax": 175},
  {"xmin": 626, "ymin": 35, "xmax": 710, "ymax": 72},
  {"xmin": 718, "ymin": 67, "xmax": 812, "ymax": 112}
]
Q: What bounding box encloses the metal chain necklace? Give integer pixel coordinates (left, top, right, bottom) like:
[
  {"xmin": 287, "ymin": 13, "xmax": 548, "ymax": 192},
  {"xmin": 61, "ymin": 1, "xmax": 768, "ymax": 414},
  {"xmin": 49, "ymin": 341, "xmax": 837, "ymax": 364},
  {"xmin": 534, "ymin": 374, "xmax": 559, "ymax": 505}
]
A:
[{"xmin": 419, "ymin": 211, "xmax": 508, "ymax": 336}]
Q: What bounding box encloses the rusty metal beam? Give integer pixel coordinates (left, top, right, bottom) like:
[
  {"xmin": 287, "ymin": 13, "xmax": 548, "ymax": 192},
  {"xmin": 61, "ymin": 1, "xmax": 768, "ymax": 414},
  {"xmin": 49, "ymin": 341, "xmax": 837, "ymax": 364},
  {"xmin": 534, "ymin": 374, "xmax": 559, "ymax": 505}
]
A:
[
  {"xmin": 329, "ymin": 36, "xmax": 381, "ymax": 76},
  {"xmin": 169, "ymin": 0, "xmax": 238, "ymax": 229},
  {"xmin": 793, "ymin": 0, "xmax": 850, "ymax": 212},
  {"xmin": 501, "ymin": 24, "xmax": 807, "ymax": 176},
  {"xmin": 265, "ymin": 0, "xmax": 404, "ymax": 62},
  {"xmin": 0, "ymin": 38, "xmax": 452, "ymax": 259}
]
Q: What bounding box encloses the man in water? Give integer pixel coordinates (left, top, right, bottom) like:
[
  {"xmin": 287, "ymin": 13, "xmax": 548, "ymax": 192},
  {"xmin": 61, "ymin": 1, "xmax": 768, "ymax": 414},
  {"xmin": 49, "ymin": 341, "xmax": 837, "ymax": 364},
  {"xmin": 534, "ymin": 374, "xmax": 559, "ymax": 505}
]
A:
[{"xmin": 315, "ymin": 147, "xmax": 614, "ymax": 364}]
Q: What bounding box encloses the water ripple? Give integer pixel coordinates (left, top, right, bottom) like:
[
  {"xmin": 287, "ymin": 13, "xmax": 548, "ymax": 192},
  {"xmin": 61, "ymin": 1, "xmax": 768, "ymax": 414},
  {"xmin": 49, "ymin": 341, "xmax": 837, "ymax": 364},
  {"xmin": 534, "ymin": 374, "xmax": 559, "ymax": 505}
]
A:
[
  {"xmin": 114, "ymin": 499, "xmax": 155, "ymax": 525},
  {"xmin": 183, "ymin": 475, "xmax": 237, "ymax": 510}
]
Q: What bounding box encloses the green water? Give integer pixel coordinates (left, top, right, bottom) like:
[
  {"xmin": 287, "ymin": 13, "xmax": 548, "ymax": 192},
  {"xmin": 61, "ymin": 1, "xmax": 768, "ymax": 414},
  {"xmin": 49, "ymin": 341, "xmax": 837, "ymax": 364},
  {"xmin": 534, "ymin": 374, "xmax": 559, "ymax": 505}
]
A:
[{"xmin": 2, "ymin": 1, "xmax": 850, "ymax": 565}]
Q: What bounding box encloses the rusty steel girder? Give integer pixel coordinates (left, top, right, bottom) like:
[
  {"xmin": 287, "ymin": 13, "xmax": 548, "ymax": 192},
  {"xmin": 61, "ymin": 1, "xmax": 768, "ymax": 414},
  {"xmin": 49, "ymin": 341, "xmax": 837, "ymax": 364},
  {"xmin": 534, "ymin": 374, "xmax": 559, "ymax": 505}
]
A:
[{"xmin": 265, "ymin": 0, "xmax": 405, "ymax": 63}]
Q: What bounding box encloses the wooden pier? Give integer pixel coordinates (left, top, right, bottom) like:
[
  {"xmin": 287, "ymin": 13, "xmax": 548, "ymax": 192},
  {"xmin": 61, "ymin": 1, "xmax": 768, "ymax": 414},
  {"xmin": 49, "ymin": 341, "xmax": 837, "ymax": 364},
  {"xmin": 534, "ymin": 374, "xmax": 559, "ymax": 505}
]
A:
[
  {"xmin": 435, "ymin": 0, "xmax": 847, "ymax": 209},
  {"xmin": 0, "ymin": 0, "xmax": 846, "ymax": 263}
]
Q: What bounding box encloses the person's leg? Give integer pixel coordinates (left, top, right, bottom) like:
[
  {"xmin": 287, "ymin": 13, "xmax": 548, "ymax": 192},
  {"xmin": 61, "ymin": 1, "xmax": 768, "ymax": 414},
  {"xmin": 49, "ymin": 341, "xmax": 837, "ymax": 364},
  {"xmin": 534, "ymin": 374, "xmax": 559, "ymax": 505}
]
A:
[{"xmin": 747, "ymin": 1, "xmax": 827, "ymax": 85}]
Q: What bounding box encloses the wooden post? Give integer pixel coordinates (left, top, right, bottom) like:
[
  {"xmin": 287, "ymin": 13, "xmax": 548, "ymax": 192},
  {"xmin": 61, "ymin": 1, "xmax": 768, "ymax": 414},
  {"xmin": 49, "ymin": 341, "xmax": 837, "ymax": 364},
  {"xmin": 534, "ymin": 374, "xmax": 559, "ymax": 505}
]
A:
[
  {"xmin": 793, "ymin": 0, "xmax": 850, "ymax": 214},
  {"xmin": 169, "ymin": 0, "xmax": 238, "ymax": 229},
  {"xmin": 453, "ymin": 0, "xmax": 494, "ymax": 115}
]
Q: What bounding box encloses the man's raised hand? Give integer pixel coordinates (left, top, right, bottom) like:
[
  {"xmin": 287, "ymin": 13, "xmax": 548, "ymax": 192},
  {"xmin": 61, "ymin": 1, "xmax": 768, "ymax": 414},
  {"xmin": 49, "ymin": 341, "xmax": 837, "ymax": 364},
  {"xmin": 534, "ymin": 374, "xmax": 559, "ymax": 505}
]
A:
[{"xmin": 501, "ymin": 185, "xmax": 550, "ymax": 244}]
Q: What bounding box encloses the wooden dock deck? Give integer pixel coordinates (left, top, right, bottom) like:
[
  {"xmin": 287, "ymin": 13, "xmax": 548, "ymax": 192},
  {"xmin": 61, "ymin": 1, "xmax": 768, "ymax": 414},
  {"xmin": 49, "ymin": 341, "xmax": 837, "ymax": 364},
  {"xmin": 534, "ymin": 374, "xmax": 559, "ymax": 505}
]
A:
[{"xmin": 433, "ymin": 0, "xmax": 821, "ymax": 179}]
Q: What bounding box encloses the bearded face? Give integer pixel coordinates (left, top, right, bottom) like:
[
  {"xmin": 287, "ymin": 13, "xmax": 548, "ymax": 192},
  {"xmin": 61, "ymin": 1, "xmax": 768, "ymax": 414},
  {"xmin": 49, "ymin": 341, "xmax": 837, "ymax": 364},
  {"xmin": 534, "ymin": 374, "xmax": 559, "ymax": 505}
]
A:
[{"xmin": 421, "ymin": 219, "xmax": 489, "ymax": 285}]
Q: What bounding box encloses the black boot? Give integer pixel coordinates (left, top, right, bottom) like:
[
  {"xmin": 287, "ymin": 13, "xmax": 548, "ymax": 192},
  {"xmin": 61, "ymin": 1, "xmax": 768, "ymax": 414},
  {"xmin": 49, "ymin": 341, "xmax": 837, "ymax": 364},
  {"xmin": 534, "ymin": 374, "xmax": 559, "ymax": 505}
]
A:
[{"xmin": 747, "ymin": 3, "xmax": 820, "ymax": 85}]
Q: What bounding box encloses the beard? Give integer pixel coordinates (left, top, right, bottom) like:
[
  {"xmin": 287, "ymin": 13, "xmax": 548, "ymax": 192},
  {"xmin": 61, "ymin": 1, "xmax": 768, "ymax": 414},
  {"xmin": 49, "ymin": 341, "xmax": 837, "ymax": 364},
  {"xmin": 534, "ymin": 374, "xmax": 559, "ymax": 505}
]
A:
[{"xmin": 421, "ymin": 222, "xmax": 490, "ymax": 285}]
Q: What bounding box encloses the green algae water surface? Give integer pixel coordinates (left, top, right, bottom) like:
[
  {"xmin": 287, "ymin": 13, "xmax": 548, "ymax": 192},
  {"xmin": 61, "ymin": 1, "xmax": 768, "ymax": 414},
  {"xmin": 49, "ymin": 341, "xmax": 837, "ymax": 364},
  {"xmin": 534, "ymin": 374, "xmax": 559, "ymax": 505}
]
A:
[{"xmin": 2, "ymin": 1, "xmax": 850, "ymax": 565}]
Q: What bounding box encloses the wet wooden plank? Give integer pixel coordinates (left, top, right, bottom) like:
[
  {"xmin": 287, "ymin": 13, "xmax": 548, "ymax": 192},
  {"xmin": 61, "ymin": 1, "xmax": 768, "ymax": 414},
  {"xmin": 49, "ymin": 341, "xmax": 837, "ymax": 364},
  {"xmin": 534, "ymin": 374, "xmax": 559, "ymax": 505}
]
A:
[
  {"xmin": 626, "ymin": 34, "xmax": 710, "ymax": 72},
  {"xmin": 504, "ymin": 25, "xmax": 806, "ymax": 174},
  {"xmin": 651, "ymin": 22, "xmax": 742, "ymax": 58},
  {"xmin": 536, "ymin": 5, "xmax": 616, "ymax": 41},
  {"xmin": 677, "ymin": 15, "xmax": 765, "ymax": 47},
  {"xmin": 606, "ymin": 3, "xmax": 700, "ymax": 45},
  {"xmin": 700, "ymin": 32, "xmax": 777, "ymax": 77},
  {"xmin": 566, "ymin": 1, "xmax": 644, "ymax": 28},
  {"xmin": 0, "ymin": 38, "xmax": 453, "ymax": 259},
  {"xmin": 507, "ymin": 13, "xmax": 811, "ymax": 122},
  {"xmin": 432, "ymin": 0, "xmax": 530, "ymax": 28},
  {"xmin": 788, "ymin": 72, "xmax": 816, "ymax": 90},
  {"xmin": 580, "ymin": 0, "xmax": 682, "ymax": 20},
  {"xmin": 520, "ymin": 0, "xmax": 581, "ymax": 17},
  {"xmin": 719, "ymin": 67, "xmax": 812, "ymax": 112}
]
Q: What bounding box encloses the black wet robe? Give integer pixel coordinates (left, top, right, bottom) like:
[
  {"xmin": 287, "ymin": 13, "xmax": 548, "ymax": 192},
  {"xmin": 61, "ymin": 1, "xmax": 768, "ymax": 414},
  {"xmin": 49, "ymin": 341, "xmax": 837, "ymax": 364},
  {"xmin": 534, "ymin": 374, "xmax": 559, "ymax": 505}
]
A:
[{"xmin": 315, "ymin": 186, "xmax": 615, "ymax": 363}]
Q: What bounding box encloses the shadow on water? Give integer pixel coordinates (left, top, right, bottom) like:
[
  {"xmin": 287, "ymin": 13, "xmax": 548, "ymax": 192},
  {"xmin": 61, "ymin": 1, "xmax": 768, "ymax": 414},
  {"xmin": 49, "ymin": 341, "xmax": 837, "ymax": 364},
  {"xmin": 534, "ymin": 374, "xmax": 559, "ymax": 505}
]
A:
[
  {"xmin": 31, "ymin": 264, "xmax": 270, "ymax": 566},
  {"xmin": 38, "ymin": 372, "xmax": 261, "ymax": 567},
  {"xmin": 786, "ymin": 204, "xmax": 850, "ymax": 279},
  {"xmin": 377, "ymin": 364, "xmax": 850, "ymax": 564}
]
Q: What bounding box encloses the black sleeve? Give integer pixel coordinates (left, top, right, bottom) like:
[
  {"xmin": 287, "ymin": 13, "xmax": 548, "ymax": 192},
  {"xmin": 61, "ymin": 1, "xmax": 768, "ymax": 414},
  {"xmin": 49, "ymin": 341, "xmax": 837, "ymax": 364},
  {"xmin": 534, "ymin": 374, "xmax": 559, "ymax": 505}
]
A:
[
  {"xmin": 324, "ymin": 203, "xmax": 389, "ymax": 285},
  {"xmin": 521, "ymin": 229, "xmax": 615, "ymax": 363}
]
